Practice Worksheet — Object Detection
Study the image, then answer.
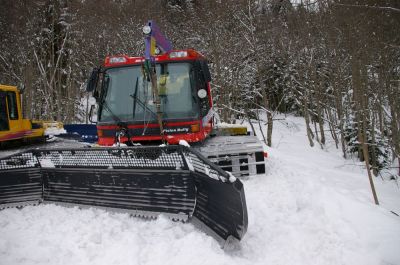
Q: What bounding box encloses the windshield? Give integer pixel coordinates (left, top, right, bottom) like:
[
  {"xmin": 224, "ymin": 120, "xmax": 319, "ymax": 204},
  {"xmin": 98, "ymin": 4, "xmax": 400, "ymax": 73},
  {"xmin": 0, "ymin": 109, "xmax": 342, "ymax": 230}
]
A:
[{"xmin": 99, "ymin": 63, "xmax": 198, "ymax": 123}]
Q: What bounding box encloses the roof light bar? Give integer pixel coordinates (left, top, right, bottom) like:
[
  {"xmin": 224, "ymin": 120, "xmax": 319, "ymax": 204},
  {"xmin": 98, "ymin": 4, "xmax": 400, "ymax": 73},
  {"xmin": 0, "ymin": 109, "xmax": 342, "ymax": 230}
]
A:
[
  {"xmin": 109, "ymin": 57, "xmax": 127, "ymax": 64},
  {"xmin": 169, "ymin": 51, "xmax": 188, "ymax": 58}
]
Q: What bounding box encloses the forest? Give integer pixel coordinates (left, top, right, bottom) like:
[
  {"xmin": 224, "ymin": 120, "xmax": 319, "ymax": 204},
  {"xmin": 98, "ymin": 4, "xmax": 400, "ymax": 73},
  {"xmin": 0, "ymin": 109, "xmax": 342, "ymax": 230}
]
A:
[{"xmin": 0, "ymin": 0, "xmax": 399, "ymax": 178}]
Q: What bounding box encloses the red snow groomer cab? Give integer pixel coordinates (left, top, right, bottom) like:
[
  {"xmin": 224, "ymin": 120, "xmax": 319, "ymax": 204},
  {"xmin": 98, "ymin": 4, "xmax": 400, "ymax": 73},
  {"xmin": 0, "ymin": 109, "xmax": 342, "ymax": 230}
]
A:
[
  {"xmin": 86, "ymin": 20, "xmax": 266, "ymax": 178},
  {"xmin": 93, "ymin": 49, "xmax": 214, "ymax": 146}
]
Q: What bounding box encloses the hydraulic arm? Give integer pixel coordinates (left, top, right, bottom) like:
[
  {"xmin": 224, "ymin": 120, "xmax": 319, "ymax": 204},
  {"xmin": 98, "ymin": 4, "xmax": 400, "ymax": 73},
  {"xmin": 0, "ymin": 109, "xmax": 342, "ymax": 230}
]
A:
[{"xmin": 142, "ymin": 20, "xmax": 173, "ymax": 142}]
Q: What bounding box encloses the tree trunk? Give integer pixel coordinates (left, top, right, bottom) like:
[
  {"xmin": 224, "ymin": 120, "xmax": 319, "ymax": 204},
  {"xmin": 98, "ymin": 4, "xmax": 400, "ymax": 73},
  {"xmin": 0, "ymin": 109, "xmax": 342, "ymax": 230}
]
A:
[
  {"xmin": 256, "ymin": 110, "xmax": 267, "ymax": 144},
  {"xmin": 266, "ymin": 111, "xmax": 273, "ymax": 147},
  {"xmin": 262, "ymin": 86, "xmax": 273, "ymax": 147},
  {"xmin": 303, "ymin": 90, "xmax": 314, "ymax": 147},
  {"xmin": 370, "ymin": 111, "xmax": 378, "ymax": 176},
  {"xmin": 316, "ymin": 83, "xmax": 326, "ymax": 146},
  {"xmin": 326, "ymin": 108, "xmax": 339, "ymax": 149},
  {"xmin": 351, "ymin": 57, "xmax": 364, "ymax": 161},
  {"xmin": 361, "ymin": 107, "xmax": 379, "ymax": 205},
  {"xmin": 246, "ymin": 111, "xmax": 257, "ymax": 137}
]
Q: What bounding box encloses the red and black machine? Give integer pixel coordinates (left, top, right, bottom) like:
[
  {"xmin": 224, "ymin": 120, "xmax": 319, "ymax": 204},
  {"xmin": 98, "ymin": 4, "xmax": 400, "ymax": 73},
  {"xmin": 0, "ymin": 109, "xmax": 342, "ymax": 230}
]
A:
[
  {"xmin": 86, "ymin": 20, "xmax": 266, "ymax": 177},
  {"xmin": 87, "ymin": 22, "xmax": 215, "ymax": 146}
]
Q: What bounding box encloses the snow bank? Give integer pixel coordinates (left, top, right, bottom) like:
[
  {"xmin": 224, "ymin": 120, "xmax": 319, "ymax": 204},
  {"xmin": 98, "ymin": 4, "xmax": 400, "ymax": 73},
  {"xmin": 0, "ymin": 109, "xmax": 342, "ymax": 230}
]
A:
[
  {"xmin": 1, "ymin": 115, "xmax": 399, "ymax": 265},
  {"xmin": 44, "ymin": 127, "xmax": 67, "ymax": 136},
  {"xmin": 39, "ymin": 158, "xmax": 55, "ymax": 168},
  {"xmin": 178, "ymin": 140, "xmax": 190, "ymax": 147}
]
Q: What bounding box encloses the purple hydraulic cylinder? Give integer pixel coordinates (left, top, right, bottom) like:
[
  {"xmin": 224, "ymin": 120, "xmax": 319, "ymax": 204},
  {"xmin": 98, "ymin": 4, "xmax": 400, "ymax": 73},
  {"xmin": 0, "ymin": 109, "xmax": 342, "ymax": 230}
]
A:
[{"xmin": 144, "ymin": 20, "xmax": 173, "ymax": 62}]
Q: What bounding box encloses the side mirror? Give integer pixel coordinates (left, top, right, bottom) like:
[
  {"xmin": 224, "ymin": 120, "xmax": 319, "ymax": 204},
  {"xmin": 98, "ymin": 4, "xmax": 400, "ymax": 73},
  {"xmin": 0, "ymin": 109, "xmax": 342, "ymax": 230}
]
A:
[
  {"xmin": 201, "ymin": 61, "xmax": 212, "ymax": 83},
  {"xmin": 86, "ymin": 68, "xmax": 99, "ymax": 92},
  {"xmin": 88, "ymin": 104, "xmax": 96, "ymax": 124},
  {"xmin": 18, "ymin": 84, "xmax": 26, "ymax": 94}
]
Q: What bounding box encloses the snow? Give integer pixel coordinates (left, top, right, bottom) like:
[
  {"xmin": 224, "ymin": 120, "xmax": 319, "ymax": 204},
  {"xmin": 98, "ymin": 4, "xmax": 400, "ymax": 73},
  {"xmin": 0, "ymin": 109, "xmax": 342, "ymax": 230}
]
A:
[
  {"xmin": 44, "ymin": 127, "xmax": 67, "ymax": 136},
  {"xmin": 112, "ymin": 143, "xmax": 127, "ymax": 147},
  {"xmin": 178, "ymin": 139, "xmax": 190, "ymax": 147},
  {"xmin": 227, "ymin": 171, "xmax": 237, "ymax": 183},
  {"xmin": 39, "ymin": 158, "xmax": 55, "ymax": 168},
  {"xmin": 1, "ymin": 115, "xmax": 399, "ymax": 265},
  {"xmin": 216, "ymin": 122, "xmax": 246, "ymax": 128}
]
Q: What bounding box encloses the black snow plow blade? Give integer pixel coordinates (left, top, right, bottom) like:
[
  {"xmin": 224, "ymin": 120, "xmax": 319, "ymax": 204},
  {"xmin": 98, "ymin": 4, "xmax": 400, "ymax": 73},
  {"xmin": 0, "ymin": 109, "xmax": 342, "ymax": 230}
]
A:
[{"xmin": 0, "ymin": 146, "xmax": 247, "ymax": 242}]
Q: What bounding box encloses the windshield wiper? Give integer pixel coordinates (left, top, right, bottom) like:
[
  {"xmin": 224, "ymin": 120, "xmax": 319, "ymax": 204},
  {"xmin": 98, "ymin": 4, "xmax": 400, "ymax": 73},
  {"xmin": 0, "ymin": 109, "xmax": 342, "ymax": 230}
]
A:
[
  {"xmin": 130, "ymin": 77, "xmax": 158, "ymax": 119},
  {"xmin": 132, "ymin": 76, "xmax": 139, "ymax": 120}
]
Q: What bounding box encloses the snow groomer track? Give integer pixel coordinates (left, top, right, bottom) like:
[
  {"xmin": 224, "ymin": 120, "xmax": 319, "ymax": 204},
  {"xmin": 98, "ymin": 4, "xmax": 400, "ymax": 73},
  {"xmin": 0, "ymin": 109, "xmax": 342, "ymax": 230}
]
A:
[{"xmin": 0, "ymin": 146, "xmax": 247, "ymax": 243}]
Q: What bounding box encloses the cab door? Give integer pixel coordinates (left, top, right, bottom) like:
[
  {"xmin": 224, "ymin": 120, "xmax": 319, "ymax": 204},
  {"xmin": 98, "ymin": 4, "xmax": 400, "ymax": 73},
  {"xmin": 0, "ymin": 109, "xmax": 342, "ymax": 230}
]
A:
[
  {"xmin": 0, "ymin": 91, "xmax": 9, "ymax": 132},
  {"xmin": 5, "ymin": 91, "xmax": 23, "ymax": 134}
]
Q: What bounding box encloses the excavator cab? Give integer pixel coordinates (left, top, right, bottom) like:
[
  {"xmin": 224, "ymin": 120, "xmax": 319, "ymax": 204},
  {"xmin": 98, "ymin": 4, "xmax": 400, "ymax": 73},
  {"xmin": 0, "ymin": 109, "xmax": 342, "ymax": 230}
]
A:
[
  {"xmin": 0, "ymin": 84, "xmax": 45, "ymax": 145},
  {"xmin": 0, "ymin": 91, "xmax": 10, "ymax": 131}
]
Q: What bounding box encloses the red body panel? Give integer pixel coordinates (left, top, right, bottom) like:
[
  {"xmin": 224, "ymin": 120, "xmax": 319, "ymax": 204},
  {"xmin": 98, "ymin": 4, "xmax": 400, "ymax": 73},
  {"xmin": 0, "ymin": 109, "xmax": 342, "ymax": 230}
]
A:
[
  {"xmin": 97, "ymin": 120, "xmax": 213, "ymax": 146},
  {"xmin": 103, "ymin": 49, "xmax": 205, "ymax": 68}
]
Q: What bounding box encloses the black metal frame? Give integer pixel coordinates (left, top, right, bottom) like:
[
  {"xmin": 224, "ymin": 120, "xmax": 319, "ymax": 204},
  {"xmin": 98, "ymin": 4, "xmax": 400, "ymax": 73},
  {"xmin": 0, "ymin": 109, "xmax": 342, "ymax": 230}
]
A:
[{"xmin": 0, "ymin": 146, "xmax": 247, "ymax": 242}]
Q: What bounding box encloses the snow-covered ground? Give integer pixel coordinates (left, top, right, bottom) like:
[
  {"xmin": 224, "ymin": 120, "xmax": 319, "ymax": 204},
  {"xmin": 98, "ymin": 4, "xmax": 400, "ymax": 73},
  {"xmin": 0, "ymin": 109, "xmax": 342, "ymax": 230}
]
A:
[{"xmin": 1, "ymin": 116, "xmax": 399, "ymax": 265}]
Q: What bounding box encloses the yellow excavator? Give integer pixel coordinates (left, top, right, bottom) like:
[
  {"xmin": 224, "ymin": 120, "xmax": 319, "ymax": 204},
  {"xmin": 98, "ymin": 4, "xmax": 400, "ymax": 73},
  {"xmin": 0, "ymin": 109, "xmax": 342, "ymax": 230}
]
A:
[{"xmin": 0, "ymin": 84, "xmax": 47, "ymax": 146}]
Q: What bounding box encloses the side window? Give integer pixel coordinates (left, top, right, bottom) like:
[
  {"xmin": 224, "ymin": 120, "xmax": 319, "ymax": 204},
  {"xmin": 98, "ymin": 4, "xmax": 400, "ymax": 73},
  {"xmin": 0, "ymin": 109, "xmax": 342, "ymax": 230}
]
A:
[
  {"xmin": 6, "ymin": 92, "xmax": 19, "ymax": 120},
  {"xmin": 0, "ymin": 92, "xmax": 9, "ymax": 131}
]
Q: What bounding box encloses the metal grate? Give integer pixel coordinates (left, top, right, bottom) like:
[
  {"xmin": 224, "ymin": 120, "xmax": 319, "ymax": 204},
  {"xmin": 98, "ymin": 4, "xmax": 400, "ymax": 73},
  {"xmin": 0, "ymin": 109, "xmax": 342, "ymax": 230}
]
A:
[
  {"xmin": 0, "ymin": 146, "xmax": 230, "ymax": 181},
  {"xmin": 182, "ymin": 148, "xmax": 228, "ymax": 182},
  {"xmin": 35, "ymin": 147, "xmax": 186, "ymax": 170},
  {"xmin": 0, "ymin": 146, "xmax": 233, "ymax": 182},
  {"xmin": 0, "ymin": 152, "xmax": 39, "ymax": 170}
]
